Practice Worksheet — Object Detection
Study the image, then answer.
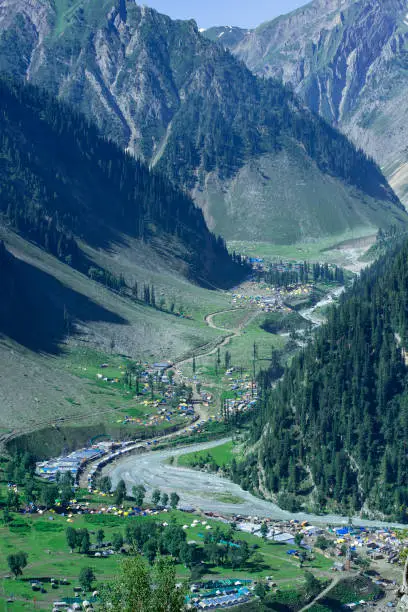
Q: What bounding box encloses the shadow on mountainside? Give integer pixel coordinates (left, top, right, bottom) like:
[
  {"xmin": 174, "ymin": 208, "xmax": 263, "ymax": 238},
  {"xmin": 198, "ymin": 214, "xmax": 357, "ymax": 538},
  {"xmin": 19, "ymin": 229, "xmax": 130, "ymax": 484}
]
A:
[{"xmin": 0, "ymin": 243, "xmax": 127, "ymax": 354}]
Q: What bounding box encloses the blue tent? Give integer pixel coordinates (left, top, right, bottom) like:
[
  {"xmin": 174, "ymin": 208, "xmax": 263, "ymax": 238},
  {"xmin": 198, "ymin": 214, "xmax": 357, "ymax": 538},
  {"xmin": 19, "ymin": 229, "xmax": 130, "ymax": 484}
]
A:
[{"xmin": 336, "ymin": 527, "xmax": 351, "ymax": 536}]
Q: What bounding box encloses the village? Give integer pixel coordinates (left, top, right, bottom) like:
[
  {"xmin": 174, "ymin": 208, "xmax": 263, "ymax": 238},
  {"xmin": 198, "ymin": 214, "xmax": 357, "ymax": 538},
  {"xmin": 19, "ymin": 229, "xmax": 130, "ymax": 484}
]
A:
[
  {"xmin": 231, "ymin": 282, "xmax": 309, "ymax": 313},
  {"xmin": 223, "ymin": 368, "xmax": 258, "ymax": 419},
  {"xmin": 230, "ymin": 256, "xmax": 345, "ymax": 313},
  {"xmin": 6, "ymin": 476, "xmax": 407, "ymax": 612},
  {"xmin": 26, "ymin": 346, "xmax": 408, "ymax": 611},
  {"xmin": 34, "ymin": 363, "xmax": 259, "ymax": 491}
]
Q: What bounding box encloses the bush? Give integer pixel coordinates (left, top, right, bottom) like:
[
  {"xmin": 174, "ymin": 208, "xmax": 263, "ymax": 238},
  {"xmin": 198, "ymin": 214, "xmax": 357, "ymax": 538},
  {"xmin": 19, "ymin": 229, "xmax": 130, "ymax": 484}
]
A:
[{"xmin": 277, "ymin": 493, "xmax": 302, "ymax": 513}]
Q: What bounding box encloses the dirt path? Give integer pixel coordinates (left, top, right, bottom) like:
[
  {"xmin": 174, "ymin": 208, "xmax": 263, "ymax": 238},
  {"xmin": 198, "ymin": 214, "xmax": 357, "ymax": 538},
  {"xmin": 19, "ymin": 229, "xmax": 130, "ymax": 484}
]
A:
[
  {"xmin": 0, "ymin": 310, "xmax": 239, "ymax": 449},
  {"xmin": 80, "ymin": 306, "xmax": 260, "ymax": 486},
  {"xmin": 205, "ymin": 307, "xmax": 259, "ymax": 332},
  {"xmin": 173, "ymin": 307, "xmax": 259, "ymax": 372}
]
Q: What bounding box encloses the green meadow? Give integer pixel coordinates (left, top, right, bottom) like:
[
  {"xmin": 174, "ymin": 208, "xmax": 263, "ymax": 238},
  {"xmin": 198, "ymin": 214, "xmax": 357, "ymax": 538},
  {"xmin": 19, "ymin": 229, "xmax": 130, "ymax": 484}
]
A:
[{"xmin": 0, "ymin": 507, "xmax": 333, "ymax": 610}]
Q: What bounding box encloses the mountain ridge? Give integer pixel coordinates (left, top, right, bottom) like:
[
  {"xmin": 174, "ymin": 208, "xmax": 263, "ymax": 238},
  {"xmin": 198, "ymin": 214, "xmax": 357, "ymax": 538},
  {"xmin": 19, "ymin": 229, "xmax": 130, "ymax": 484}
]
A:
[
  {"xmin": 0, "ymin": 75, "xmax": 243, "ymax": 289},
  {"xmin": 234, "ymin": 236, "xmax": 408, "ymax": 522},
  {"xmin": 0, "ymin": 0, "xmax": 405, "ymax": 243}
]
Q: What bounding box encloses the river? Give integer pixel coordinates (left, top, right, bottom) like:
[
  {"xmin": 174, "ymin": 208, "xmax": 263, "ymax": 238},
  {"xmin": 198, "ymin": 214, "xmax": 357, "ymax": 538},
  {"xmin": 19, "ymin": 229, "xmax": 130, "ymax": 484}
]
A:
[
  {"xmin": 106, "ymin": 283, "xmax": 404, "ymax": 528},
  {"xmin": 107, "ymin": 438, "xmax": 405, "ymax": 528},
  {"xmin": 299, "ymin": 285, "xmax": 345, "ymax": 327}
]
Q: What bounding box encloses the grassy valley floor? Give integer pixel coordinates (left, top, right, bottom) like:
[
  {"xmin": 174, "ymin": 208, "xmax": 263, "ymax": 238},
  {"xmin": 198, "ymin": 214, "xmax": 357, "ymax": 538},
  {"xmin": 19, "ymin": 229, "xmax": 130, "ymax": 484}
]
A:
[{"xmin": 0, "ymin": 503, "xmax": 333, "ymax": 611}]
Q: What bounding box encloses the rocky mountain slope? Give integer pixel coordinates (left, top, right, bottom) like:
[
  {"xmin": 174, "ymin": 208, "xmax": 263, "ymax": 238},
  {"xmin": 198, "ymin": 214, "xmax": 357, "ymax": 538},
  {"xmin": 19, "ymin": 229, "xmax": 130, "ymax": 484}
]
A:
[
  {"xmin": 0, "ymin": 0, "xmax": 406, "ymax": 243},
  {"xmin": 206, "ymin": 0, "xmax": 408, "ymax": 205},
  {"xmin": 0, "ymin": 75, "xmax": 242, "ymax": 288}
]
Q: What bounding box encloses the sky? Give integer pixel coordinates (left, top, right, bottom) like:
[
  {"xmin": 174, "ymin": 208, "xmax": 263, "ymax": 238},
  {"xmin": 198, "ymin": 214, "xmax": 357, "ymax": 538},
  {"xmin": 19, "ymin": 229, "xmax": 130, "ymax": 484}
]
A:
[{"xmin": 142, "ymin": 1, "xmax": 310, "ymax": 30}]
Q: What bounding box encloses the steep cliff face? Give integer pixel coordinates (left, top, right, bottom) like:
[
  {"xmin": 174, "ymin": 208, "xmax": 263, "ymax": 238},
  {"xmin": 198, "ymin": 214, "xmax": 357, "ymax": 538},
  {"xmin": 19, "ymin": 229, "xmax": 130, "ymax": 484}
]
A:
[
  {"xmin": 1, "ymin": 0, "xmax": 406, "ymax": 243},
  {"xmin": 208, "ymin": 0, "xmax": 408, "ymax": 204},
  {"xmin": 0, "ymin": 0, "xmax": 51, "ymax": 78}
]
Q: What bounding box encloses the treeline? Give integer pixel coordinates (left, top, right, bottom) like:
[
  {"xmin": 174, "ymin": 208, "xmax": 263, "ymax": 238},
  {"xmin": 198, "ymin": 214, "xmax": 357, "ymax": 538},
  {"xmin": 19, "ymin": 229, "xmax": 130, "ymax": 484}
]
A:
[
  {"xmin": 258, "ymin": 262, "xmax": 344, "ymax": 288},
  {"xmin": 364, "ymin": 225, "xmax": 408, "ymax": 261},
  {"xmin": 65, "ymin": 517, "xmax": 254, "ymax": 576},
  {"xmin": 87, "ymin": 267, "xmax": 127, "ymax": 293},
  {"xmin": 0, "ymin": 76, "xmax": 247, "ymax": 288},
  {"xmin": 237, "ymin": 239, "xmax": 408, "ymax": 521},
  {"xmin": 85, "ymin": 269, "xmax": 188, "ymax": 317}
]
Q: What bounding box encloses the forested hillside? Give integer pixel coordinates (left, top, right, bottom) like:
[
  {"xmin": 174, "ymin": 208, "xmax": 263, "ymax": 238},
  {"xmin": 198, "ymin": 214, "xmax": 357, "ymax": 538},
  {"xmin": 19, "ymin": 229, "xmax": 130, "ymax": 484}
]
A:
[
  {"xmin": 0, "ymin": 0, "xmax": 406, "ymax": 242},
  {"xmin": 0, "ymin": 76, "xmax": 244, "ymax": 288},
  {"xmin": 235, "ymin": 240, "xmax": 408, "ymax": 522}
]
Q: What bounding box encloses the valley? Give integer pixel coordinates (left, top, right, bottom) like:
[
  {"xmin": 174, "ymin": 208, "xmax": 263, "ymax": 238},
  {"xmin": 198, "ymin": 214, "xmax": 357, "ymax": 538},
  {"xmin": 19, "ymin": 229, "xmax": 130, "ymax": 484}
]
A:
[
  {"xmin": 1, "ymin": 232, "xmax": 388, "ymax": 611},
  {"xmin": 0, "ymin": 0, "xmax": 408, "ymax": 610},
  {"xmin": 206, "ymin": 0, "xmax": 408, "ymax": 208}
]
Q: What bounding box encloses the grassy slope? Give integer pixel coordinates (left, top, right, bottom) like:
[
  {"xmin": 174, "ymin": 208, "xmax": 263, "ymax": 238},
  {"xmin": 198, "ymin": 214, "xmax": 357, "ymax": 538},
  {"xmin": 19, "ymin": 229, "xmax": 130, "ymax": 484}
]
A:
[
  {"xmin": 52, "ymin": 0, "xmax": 112, "ymax": 37},
  {"xmin": 210, "ymin": 309, "xmax": 255, "ymax": 331},
  {"xmin": 198, "ymin": 315, "xmax": 286, "ymax": 377},
  {"xmin": 193, "ymin": 143, "xmax": 401, "ymax": 244},
  {"xmin": 0, "ymin": 227, "xmax": 230, "ymax": 434}
]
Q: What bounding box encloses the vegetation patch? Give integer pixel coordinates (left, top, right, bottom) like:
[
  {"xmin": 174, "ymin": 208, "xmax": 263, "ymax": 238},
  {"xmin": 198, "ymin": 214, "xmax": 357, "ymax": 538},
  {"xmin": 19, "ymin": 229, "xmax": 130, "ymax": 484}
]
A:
[
  {"xmin": 178, "ymin": 441, "xmax": 235, "ymax": 471},
  {"xmin": 33, "ymin": 521, "xmax": 64, "ymax": 533},
  {"xmin": 261, "ymin": 311, "xmax": 306, "ymax": 334},
  {"xmin": 213, "ymin": 492, "xmax": 244, "ymax": 504},
  {"xmin": 316, "ymin": 576, "xmax": 384, "ymax": 610}
]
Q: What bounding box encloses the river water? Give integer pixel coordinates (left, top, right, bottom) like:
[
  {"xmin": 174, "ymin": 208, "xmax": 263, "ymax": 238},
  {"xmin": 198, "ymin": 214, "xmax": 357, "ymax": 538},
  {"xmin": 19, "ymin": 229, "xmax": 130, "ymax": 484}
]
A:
[
  {"xmin": 299, "ymin": 285, "xmax": 345, "ymax": 327},
  {"xmin": 107, "ymin": 438, "xmax": 405, "ymax": 528},
  {"xmin": 107, "ymin": 283, "xmax": 405, "ymax": 529}
]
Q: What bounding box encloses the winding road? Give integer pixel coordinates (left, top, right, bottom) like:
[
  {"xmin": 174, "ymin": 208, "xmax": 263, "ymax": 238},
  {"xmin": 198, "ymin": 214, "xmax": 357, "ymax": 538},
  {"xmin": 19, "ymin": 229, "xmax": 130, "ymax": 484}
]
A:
[
  {"xmin": 171, "ymin": 307, "xmax": 259, "ymax": 373},
  {"xmin": 78, "ymin": 306, "xmax": 254, "ymax": 486}
]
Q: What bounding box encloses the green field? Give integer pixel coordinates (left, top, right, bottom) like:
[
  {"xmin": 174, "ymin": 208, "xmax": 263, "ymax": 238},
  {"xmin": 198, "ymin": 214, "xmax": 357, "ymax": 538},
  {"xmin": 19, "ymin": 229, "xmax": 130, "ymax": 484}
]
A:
[
  {"xmin": 58, "ymin": 347, "xmax": 171, "ymax": 428},
  {"xmin": 0, "ymin": 505, "xmax": 333, "ymax": 610},
  {"xmin": 229, "ymin": 227, "xmax": 376, "ymax": 266},
  {"xmin": 211, "ymin": 308, "xmax": 256, "ymax": 331},
  {"xmin": 177, "ymin": 440, "xmax": 235, "ymax": 469},
  {"xmin": 197, "ymin": 315, "xmax": 287, "ymax": 383}
]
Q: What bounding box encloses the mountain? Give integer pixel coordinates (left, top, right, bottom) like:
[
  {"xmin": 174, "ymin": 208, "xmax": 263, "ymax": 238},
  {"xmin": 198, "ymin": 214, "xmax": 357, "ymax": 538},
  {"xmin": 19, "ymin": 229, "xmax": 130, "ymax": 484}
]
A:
[
  {"xmin": 203, "ymin": 25, "xmax": 248, "ymax": 46},
  {"xmin": 0, "ymin": 76, "xmax": 242, "ymax": 289},
  {"xmin": 0, "ymin": 0, "xmax": 406, "ymax": 244},
  {"xmin": 234, "ymin": 239, "xmax": 408, "ymax": 522},
  {"xmin": 0, "ymin": 74, "xmax": 245, "ymax": 354},
  {"xmin": 0, "ymin": 74, "xmax": 245, "ymax": 432},
  {"xmin": 206, "ymin": 0, "xmax": 408, "ymax": 206}
]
